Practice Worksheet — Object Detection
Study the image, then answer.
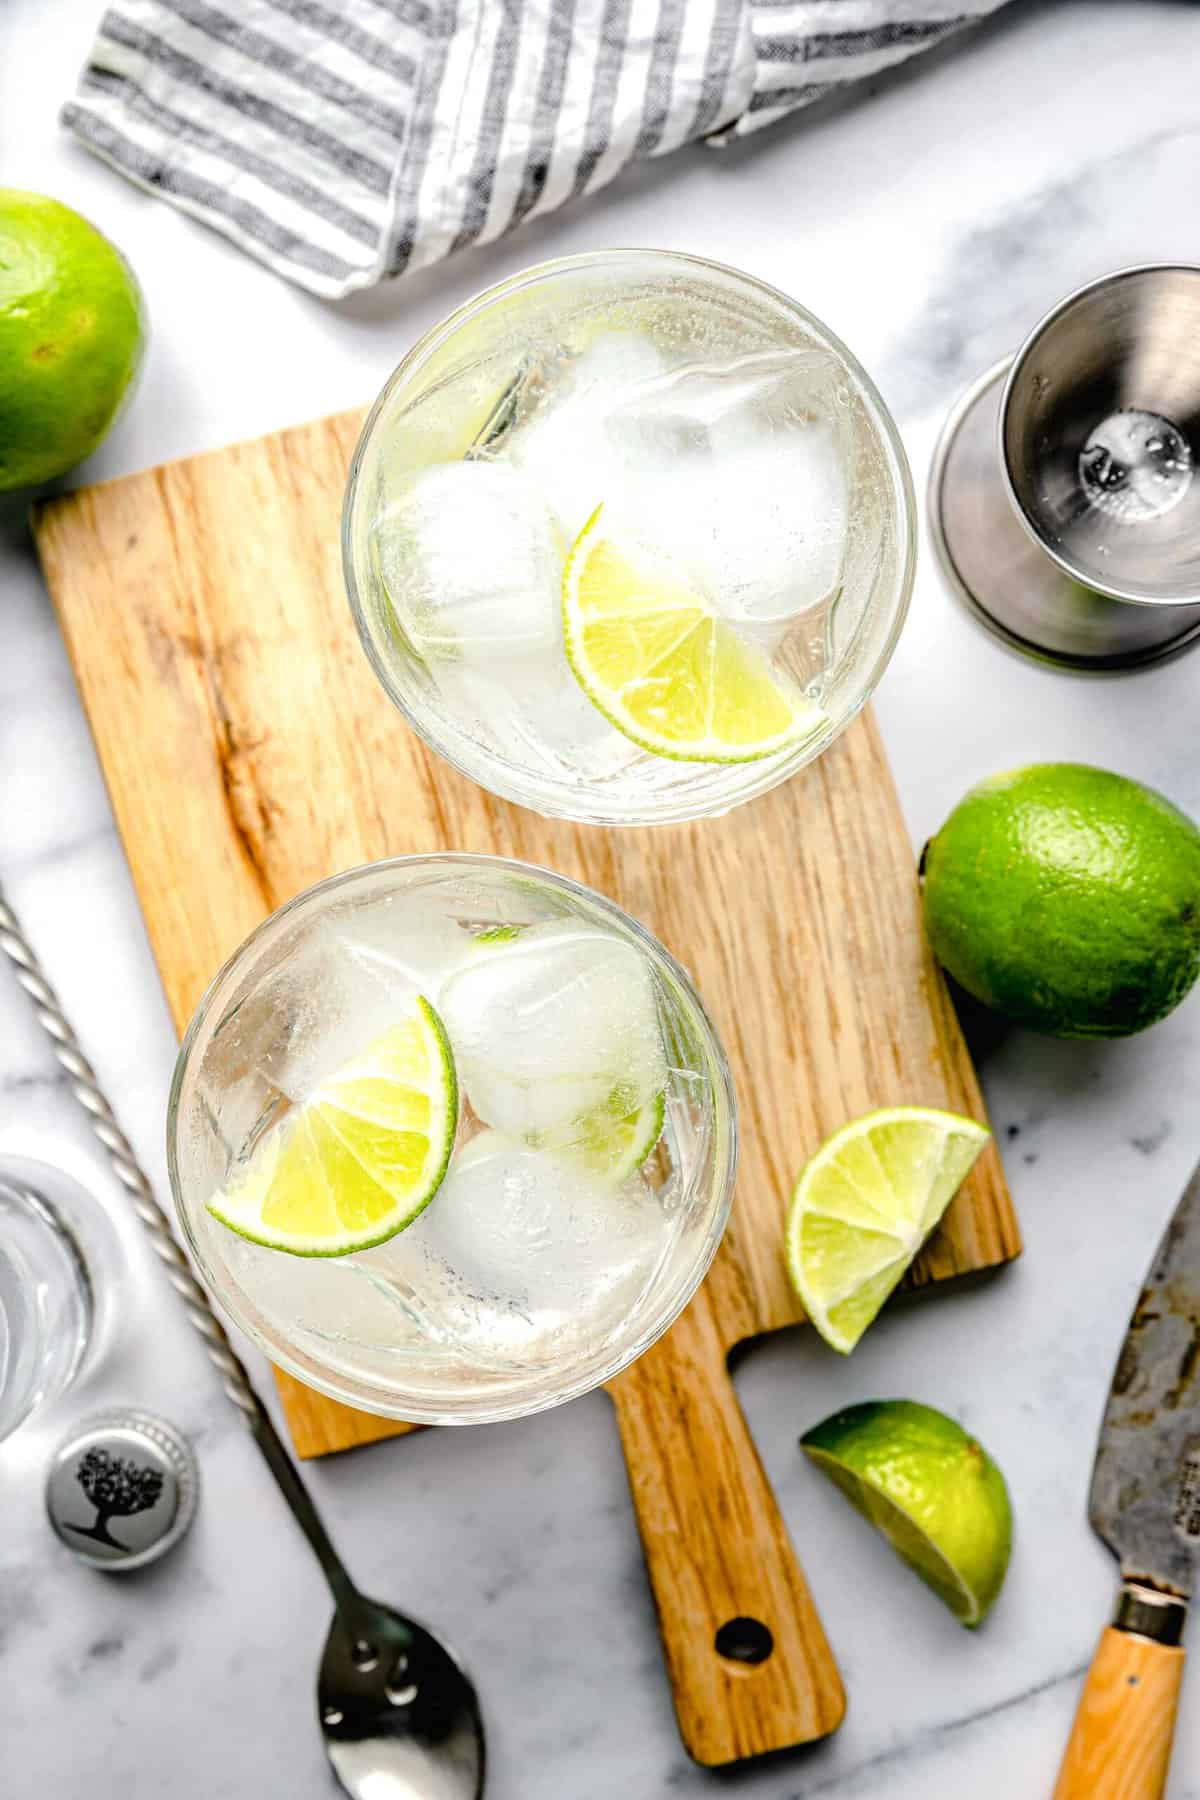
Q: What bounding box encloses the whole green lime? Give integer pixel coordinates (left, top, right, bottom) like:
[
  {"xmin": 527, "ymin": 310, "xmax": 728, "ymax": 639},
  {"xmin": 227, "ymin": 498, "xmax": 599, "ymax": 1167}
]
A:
[
  {"xmin": 0, "ymin": 190, "xmax": 145, "ymax": 492},
  {"xmin": 922, "ymin": 763, "xmax": 1200, "ymax": 1039},
  {"xmin": 802, "ymin": 1400, "xmax": 1012, "ymax": 1627}
]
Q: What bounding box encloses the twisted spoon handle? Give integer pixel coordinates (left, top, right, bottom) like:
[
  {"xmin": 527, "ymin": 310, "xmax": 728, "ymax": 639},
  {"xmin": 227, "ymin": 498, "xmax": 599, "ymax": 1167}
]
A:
[{"xmin": 0, "ymin": 883, "xmax": 357, "ymax": 1608}]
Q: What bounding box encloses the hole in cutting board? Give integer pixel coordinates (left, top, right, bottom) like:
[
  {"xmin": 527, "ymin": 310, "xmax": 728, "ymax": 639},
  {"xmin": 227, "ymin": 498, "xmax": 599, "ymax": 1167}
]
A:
[{"xmin": 714, "ymin": 1617, "xmax": 774, "ymax": 1666}]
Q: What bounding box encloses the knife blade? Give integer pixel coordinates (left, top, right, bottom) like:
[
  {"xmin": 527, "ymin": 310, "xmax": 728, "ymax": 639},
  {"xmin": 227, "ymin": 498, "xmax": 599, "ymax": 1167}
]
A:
[
  {"xmin": 1054, "ymin": 1159, "xmax": 1200, "ymax": 1799},
  {"xmin": 1089, "ymin": 1158, "xmax": 1200, "ymax": 1602}
]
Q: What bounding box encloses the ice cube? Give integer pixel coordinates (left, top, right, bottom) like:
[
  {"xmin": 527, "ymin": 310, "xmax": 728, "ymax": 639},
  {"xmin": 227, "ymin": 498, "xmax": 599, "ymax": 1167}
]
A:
[
  {"xmin": 434, "ymin": 648, "xmax": 642, "ymax": 785},
  {"xmin": 217, "ymin": 1227, "xmax": 428, "ymax": 1352},
  {"xmin": 503, "ymin": 330, "xmax": 676, "ymax": 546},
  {"xmin": 507, "ymin": 651, "xmax": 643, "ymax": 779},
  {"xmin": 203, "ymin": 921, "xmax": 399, "ymax": 1112},
  {"xmin": 700, "ymin": 425, "xmax": 848, "ymax": 630},
  {"xmin": 371, "ymin": 461, "xmax": 561, "ymax": 660},
  {"xmin": 603, "ymin": 349, "xmax": 851, "ymax": 637},
  {"xmin": 437, "ymin": 920, "xmax": 666, "ymax": 1140},
  {"xmin": 412, "ymin": 1130, "xmax": 664, "ymax": 1315},
  {"xmin": 336, "ymin": 895, "xmax": 475, "ymax": 1000},
  {"xmin": 226, "ymin": 906, "xmax": 468, "ymax": 1111},
  {"xmin": 617, "ymin": 348, "xmax": 842, "ymax": 439}
]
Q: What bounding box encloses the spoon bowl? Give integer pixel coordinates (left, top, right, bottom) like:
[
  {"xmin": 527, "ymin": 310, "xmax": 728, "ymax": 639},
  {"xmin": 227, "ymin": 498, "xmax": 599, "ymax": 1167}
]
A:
[{"xmin": 320, "ymin": 1595, "xmax": 485, "ymax": 1800}]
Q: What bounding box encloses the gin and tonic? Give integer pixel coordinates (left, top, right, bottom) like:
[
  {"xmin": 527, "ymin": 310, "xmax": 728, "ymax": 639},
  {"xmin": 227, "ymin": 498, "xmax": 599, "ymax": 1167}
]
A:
[
  {"xmin": 344, "ymin": 250, "xmax": 914, "ymax": 824},
  {"xmin": 169, "ymin": 856, "xmax": 735, "ymax": 1424}
]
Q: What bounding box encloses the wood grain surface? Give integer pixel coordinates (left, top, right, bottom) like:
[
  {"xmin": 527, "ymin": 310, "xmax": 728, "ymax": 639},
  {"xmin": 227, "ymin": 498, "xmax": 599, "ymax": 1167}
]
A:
[
  {"xmin": 1054, "ymin": 1627, "xmax": 1186, "ymax": 1800},
  {"xmin": 34, "ymin": 407, "xmax": 1020, "ymax": 1766}
]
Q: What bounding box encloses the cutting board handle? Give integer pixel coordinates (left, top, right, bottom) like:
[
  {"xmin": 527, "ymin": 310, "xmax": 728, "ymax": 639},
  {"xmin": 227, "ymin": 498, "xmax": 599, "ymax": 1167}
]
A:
[
  {"xmin": 607, "ymin": 1287, "xmax": 845, "ymax": 1767},
  {"xmin": 1054, "ymin": 1602, "xmax": 1186, "ymax": 1800}
]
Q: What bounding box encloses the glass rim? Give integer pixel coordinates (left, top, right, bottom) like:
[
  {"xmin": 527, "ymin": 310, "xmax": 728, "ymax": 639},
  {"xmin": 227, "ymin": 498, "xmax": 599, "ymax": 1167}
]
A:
[
  {"xmin": 342, "ymin": 246, "xmax": 917, "ymax": 826},
  {"xmin": 167, "ymin": 850, "xmax": 738, "ymax": 1425}
]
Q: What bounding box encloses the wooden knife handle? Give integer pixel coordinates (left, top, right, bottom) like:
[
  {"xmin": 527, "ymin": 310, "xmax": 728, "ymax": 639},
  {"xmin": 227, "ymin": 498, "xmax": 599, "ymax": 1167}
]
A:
[
  {"xmin": 606, "ymin": 1285, "xmax": 845, "ymax": 1767},
  {"xmin": 1054, "ymin": 1611, "xmax": 1186, "ymax": 1800}
]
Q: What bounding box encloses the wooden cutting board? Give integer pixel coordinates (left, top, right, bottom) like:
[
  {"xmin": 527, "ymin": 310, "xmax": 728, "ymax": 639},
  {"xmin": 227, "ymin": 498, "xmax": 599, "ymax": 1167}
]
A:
[{"xmin": 34, "ymin": 410, "xmax": 1020, "ymax": 1770}]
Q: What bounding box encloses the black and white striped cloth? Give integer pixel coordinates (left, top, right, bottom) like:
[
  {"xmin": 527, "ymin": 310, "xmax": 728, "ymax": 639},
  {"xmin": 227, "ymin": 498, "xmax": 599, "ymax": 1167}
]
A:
[{"xmin": 63, "ymin": 1, "xmax": 1007, "ymax": 298}]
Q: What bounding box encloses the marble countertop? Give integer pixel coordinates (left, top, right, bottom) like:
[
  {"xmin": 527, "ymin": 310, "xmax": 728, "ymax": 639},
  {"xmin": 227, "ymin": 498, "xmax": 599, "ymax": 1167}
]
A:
[{"xmin": 5, "ymin": 2, "xmax": 1200, "ymax": 1794}]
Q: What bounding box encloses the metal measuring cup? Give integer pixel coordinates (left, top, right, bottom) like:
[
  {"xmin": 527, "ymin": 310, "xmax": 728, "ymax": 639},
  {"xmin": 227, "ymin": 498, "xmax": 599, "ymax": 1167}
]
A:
[{"xmin": 930, "ymin": 263, "xmax": 1200, "ymax": 671}]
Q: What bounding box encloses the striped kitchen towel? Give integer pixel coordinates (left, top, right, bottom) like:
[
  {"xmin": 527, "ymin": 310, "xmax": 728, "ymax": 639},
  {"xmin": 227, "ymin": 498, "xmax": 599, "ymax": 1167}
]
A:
[{"xmin": 63, "ymin": 1, "xmax": 1008, "ymax": 299}]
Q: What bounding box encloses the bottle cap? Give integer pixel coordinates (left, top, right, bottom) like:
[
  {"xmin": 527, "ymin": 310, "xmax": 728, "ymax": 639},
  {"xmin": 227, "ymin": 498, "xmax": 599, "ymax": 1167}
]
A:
[{"xmin": 45, "ymin": 1409, "xmax": 199, "ymax": 1571}]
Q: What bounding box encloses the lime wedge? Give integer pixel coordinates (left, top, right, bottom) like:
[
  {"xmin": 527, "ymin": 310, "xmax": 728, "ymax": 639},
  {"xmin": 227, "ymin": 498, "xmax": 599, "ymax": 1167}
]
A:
[
  {"xmin": 562, "ymin": 508, "xmax": 826, "ymax": 763},
  {"xmin": 802, "ymin": 1400, "xmax": 1013, "ymax": 1626},
  {"xmin": 786, "ymin": 1107, "xmax": 990, "ymax": 1352},
  {"xmin": 208, "ymin": 997, "xmax": 459, "ymax": 1256},
  {"xmin": 473, "ymin": 925, "xmax": 523, "ymax": 946},
  {"xmin": 542, "ymin": 1085, "xmax": 665, "ymax": 1181}
]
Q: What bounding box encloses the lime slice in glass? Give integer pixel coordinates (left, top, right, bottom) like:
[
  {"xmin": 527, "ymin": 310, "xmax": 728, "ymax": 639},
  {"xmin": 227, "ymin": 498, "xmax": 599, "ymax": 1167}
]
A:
[
  {"xmin": 208, "ymin": 997, "xmax": 458, "ymax": 1256},
  {"xmin": 563, "ymin": 507, "xmax": 826, "ymax": 763},
  {"xmin": 540, "ymin": 1085, "xmax": 666, "ymax": 1181}
]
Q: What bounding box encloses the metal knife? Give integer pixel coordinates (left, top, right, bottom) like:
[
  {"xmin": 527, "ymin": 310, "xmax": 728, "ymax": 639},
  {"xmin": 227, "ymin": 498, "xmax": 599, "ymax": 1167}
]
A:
[{"xmin": 1054, "ymin": 1161, "xmax": 1200, "ymax": 1798}]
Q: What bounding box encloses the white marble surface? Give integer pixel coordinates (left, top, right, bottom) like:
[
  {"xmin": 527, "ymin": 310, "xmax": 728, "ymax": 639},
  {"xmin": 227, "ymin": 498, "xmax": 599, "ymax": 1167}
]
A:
[{"xmin": 4, "ymin": 2, "xmax": 1200, "ymax": 1794}]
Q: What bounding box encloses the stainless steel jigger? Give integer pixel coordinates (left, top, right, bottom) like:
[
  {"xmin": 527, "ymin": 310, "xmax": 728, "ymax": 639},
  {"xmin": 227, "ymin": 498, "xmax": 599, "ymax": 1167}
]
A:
[{"xmin": 929, "ymin": 264, "xmax": 1200, "ymax": 671}]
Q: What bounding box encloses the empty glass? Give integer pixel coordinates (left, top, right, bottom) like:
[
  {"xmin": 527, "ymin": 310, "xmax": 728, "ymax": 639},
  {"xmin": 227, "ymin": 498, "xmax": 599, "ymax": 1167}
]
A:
[{"xmin": 0, "ymin": 1161, "xmax": 96, "ymax": 1443}]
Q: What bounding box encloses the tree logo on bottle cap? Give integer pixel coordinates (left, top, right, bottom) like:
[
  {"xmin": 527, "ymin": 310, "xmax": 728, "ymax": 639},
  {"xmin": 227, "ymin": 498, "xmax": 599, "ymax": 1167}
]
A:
[{"xmin": 64, "ymin": 1448, "xmax": 165, "ymax": 1552}]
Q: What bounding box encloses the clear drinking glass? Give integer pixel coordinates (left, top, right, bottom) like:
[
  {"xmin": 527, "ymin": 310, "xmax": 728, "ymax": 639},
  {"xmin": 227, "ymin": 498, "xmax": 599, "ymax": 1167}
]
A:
[
  {"xmin": 344, "ymin": 249, "xmax": 915, "ymax": 826},
  {"xmin": 168, "ymin": 855, "xmax": 736, "ymax": 1425},
  {"xmin": 0, "ymin": 1165, "xmax": 95, "ymax": 1443}
]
